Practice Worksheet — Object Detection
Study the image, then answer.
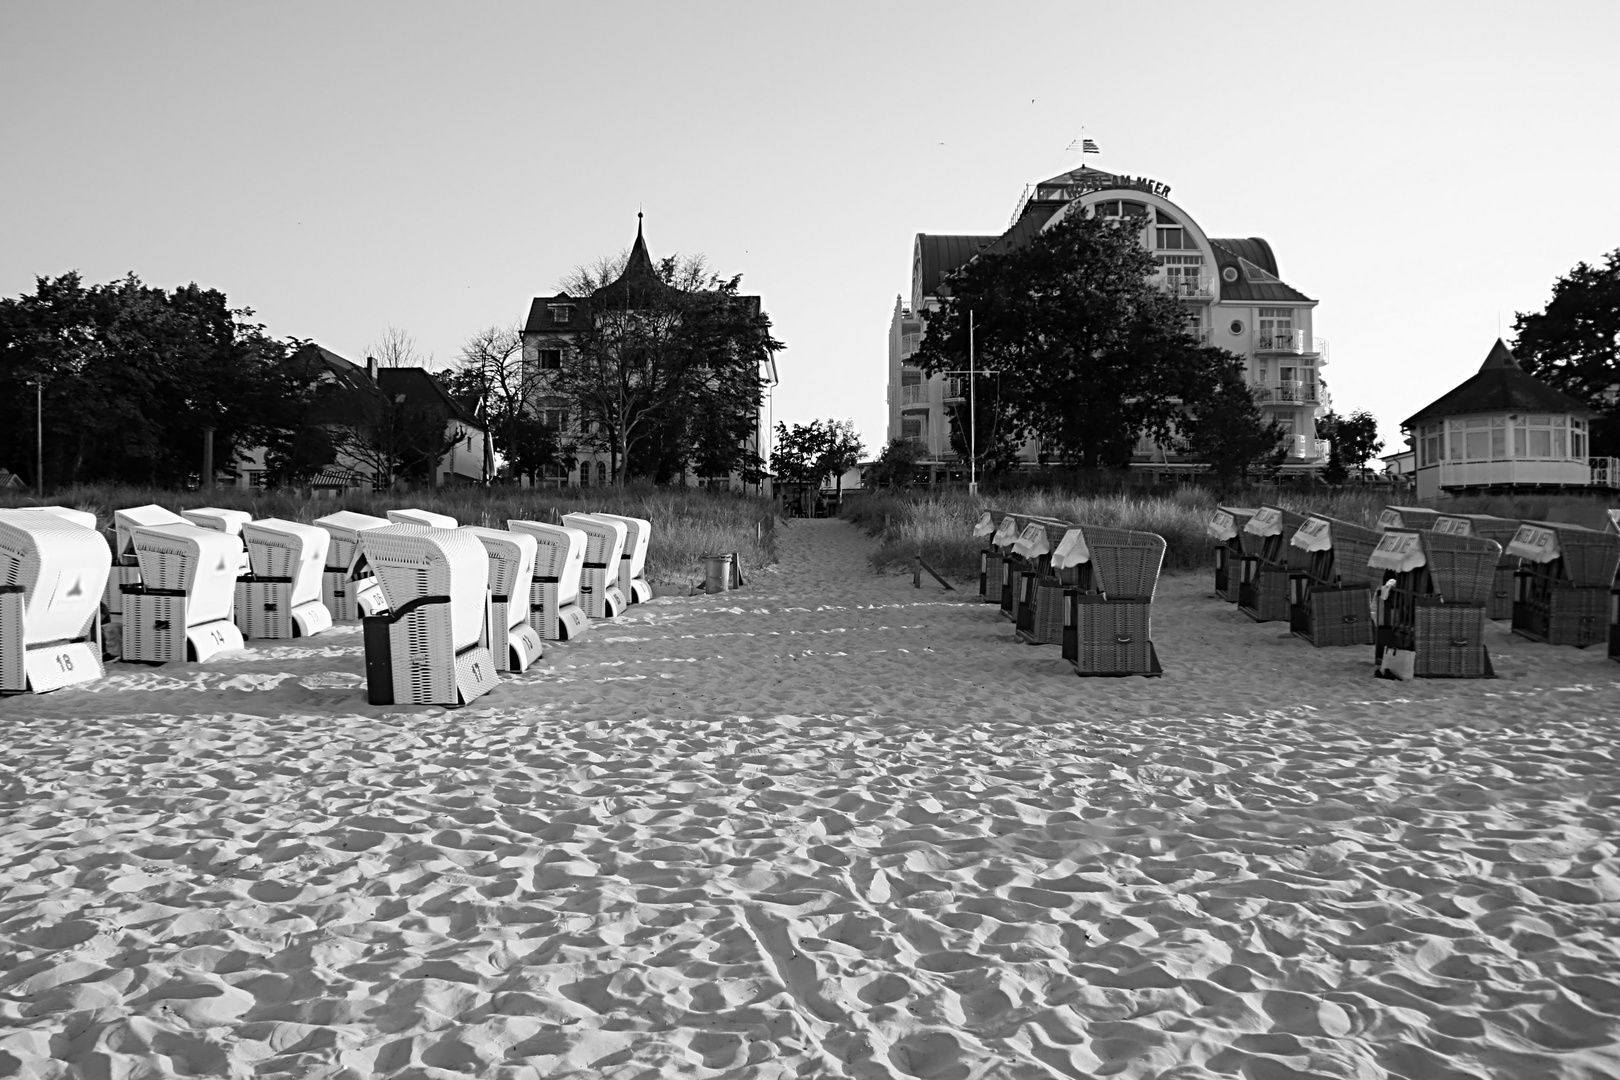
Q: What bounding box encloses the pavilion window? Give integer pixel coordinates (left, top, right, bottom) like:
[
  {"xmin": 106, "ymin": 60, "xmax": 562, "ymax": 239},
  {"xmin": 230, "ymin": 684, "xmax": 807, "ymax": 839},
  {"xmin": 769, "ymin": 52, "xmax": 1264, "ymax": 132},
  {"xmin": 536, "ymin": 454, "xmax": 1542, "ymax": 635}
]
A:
[
  {"xmin": 1572, "ymin": 419, "xmax": 1587, "ymax": 458},
  {"xmin": 1421, "ymin": 423, "xmax": 1441, "ymax": 467}
]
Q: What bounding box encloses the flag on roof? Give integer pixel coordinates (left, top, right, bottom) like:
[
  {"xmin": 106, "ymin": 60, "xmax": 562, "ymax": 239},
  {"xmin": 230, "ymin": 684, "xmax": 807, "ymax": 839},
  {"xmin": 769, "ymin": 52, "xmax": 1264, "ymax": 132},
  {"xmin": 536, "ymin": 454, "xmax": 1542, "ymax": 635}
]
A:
[{"xmin": 1082, "ymin": 139, "xmax": 1100, "ymax": 154}]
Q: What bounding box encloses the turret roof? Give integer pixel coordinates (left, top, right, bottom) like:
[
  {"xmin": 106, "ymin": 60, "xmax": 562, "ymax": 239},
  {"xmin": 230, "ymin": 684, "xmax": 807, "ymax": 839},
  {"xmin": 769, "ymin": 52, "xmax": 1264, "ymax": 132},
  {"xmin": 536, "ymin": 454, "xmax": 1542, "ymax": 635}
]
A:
[{"xmin": 1402, "ymin": 339, "xmax": 1594, "ymax": 427}]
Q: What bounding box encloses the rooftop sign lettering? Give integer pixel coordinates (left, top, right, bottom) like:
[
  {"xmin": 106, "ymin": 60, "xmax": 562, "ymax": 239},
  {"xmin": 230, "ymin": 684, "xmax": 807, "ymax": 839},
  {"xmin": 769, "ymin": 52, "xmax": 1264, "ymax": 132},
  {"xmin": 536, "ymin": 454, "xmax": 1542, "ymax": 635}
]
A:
[{"xmin": 1040, "ymin": 175, "xmax": 1172, "ymax": 201}]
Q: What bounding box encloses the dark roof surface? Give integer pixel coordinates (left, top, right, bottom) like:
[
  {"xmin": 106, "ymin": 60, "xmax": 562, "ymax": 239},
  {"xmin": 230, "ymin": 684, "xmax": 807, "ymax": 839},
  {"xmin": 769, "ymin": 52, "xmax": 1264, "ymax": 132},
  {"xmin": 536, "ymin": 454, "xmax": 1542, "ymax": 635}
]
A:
[
  {"xmin": 523, "ymin": 294, "xmax": 580, "ymax": 336},
  {"xmin": 593, "ymin": 216, "xmax": 672, "ymax": 308},
  {"xmin": 376, "ymin": 367, "xmax": 485, "ymax": 429},
  {"xmin": 1402, "ymin": 339, "xmax": 1595, "ymax": 427},
  {"xmin": 916, "ymin": 234, "xmax": 997, "ymax": 297},
  {"xmin": 1208, "ymin": 240, "xmax": 1313, "ymax": 303}
]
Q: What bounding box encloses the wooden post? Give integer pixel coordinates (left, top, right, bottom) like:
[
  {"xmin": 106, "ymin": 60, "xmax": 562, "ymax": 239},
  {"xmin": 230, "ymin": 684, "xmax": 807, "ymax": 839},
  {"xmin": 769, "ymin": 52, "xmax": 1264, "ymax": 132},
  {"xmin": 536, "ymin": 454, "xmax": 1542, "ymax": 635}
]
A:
[
  {"xmin": 913, "ymin": 552, "xmax": 922, "ymax": 589},
  {"xmin": 201, "ymin": 426, "xmax": 215, "ymax": 490}
]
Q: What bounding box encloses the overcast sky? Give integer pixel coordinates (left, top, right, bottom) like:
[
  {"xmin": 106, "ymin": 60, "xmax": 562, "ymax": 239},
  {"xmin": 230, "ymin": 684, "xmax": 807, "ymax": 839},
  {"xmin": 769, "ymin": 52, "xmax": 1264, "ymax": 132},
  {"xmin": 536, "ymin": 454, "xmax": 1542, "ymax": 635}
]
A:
[{"xmin": 4, "ymin": 2, "xmax": 1617, "ymax": 458}]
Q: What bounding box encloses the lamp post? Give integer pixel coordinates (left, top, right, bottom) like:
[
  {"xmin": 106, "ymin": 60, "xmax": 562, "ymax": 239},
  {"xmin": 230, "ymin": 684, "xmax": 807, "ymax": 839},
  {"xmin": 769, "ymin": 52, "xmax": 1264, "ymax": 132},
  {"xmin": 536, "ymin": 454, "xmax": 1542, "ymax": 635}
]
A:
[{"xmin": 34, "ymin": 378, "xmax": 43, "ymax": 496}]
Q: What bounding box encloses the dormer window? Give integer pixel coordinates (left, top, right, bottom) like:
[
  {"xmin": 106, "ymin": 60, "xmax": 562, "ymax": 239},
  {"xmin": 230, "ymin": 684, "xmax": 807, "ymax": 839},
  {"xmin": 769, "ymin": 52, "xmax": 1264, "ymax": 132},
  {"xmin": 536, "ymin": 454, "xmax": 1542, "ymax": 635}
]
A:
[{"xmin": 548, "ymin": 304, "xmax": 574, "ymax": 324}]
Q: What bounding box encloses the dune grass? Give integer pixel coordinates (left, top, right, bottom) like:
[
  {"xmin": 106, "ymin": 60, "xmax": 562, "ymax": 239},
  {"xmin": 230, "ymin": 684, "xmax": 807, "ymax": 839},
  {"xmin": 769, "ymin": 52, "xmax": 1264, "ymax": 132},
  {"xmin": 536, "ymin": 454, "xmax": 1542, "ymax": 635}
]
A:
[
  {"xmin": 1, "ymin": 484, "xmax": 778, "ymax": 585},
  {"xmin": 845, "ymin": 487, "xmax": 1618, "ymax": 581}
]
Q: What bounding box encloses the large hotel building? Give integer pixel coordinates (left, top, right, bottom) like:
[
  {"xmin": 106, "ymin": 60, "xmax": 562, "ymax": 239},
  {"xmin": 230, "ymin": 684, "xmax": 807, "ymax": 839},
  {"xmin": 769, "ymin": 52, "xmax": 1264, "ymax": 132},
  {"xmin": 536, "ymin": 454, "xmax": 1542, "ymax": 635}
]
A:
[{"xmin": 887, "ymin": 166, "xmax": 1329, "ymax": 476}]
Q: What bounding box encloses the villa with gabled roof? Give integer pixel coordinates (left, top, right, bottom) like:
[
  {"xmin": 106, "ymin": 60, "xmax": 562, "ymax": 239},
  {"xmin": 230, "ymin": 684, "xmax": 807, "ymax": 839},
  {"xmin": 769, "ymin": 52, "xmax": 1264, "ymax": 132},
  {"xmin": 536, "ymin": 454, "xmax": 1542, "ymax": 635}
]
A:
[
  {"xmin": 521, "ymin": 217, "xmax": 778, "ymax": 491},
  {"xmin": 888, "ymin": 165, "xmax": 1329, "ymax": 479}
]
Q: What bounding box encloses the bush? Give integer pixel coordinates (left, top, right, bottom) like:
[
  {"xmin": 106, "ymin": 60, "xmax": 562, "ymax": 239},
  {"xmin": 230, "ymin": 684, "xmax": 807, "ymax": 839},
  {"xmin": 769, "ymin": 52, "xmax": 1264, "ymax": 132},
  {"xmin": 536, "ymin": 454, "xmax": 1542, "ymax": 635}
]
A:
[{"xmin": 1, "ymin": 483, "xmax": 777, "ymax": 586}]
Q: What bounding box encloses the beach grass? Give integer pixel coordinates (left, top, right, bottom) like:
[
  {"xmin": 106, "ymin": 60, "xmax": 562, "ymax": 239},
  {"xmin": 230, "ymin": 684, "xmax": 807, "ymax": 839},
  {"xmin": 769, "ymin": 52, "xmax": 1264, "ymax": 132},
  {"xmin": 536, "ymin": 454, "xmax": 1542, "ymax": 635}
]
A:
[
  {"xmin": 844, "ymin": 486, "xmax": 1618, "ymax": 580},
  {"xmin": 1, "ymin": 483, "xmax": 778, "ymax": 585}
]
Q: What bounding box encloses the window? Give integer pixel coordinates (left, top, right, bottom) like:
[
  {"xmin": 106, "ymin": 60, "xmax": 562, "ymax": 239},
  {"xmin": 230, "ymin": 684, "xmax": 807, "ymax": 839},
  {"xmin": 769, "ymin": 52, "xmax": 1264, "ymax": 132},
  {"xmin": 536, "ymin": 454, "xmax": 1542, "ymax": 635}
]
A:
[
  {"xmin": 1420, "ymin": 423, "xmax": 1442, "ymax": 466},
  {"xmin": 1158, "ymin": 254, "xmax": 1204, "ymax": 294},
  {"xmin": 597, "ymin": 461, "xmax": 608, "ymax": 485},
  {"xmin": 578, "ymin": 460, "xmax": 590, "ymax": 487},
  {"xmin": 548, "ymin": 304, "xmax": 573, "ymax": 324},
  {"xmin": 1154, "ymin": 211, "xmax": 1188, "ymax": 250},
  {"xmin": 538, "ymin": 348, "xmax": 562, "ymax": 370},
  {"xmin": 902, "ymin": 417, "xmax": 923, "ymax": 439},
  {"xmin": 1573, "ymin": 418, "xmax": 1587, "ymax": 458},
  {"xmin": 248, "ymin": 471, "xmax": 266, "ymax": 489}
]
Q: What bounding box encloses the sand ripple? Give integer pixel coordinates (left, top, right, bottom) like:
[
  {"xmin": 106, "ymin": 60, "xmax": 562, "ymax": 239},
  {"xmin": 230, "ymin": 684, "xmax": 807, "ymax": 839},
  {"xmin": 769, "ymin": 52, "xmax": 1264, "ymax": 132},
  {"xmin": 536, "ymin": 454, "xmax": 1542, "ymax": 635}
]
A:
[{"xmin": 2, "ymin": 519, "xmax": 1618, "ymax": 1078}]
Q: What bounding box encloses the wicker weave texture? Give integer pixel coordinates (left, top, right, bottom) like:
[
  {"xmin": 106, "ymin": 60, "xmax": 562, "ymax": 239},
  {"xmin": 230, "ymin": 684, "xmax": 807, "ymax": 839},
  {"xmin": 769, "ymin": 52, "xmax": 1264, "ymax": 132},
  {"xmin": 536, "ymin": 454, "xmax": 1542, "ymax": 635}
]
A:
[
  {"xmin": 1414, "ymin": 604, "xmax": 1489, "ymax": 678},
  {"xmin": 1063, "ymin": 595, "xmax": 1157, "ymax": 675},
  {"xmin": 1420, "ymin": 532, "xmax": 1502, "ymax": 607},
  {"xmin": 1238, "ymin": 563, "xmax": 1292, "ymax": 622},
  {"xmin": 982, "ymin": 550, "xmax": 1004, "ymax": 604},
  {"xmin": 1301, "ymin": 585, "xmax": 1375, "ymax": 647},
  {"xmin": 1515, "ymin": 583, "xmax": 1611, "ymax": 647}
]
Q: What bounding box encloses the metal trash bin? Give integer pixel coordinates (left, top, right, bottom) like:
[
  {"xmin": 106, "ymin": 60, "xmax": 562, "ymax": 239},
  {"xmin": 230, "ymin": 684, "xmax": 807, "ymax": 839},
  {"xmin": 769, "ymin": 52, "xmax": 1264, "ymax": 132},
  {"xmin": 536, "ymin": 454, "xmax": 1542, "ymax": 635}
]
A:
[{"xmin": 703, "ymin": 553, "xmax": 734, "ymax": 594}]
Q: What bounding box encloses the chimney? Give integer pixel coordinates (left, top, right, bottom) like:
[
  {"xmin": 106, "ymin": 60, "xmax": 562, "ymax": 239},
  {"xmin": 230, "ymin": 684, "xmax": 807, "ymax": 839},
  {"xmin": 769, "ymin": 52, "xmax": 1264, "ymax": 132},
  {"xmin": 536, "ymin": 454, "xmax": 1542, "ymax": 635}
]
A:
[{"xmin": 366, "ymin": 355, "xmax": 378, "ymax": 382}]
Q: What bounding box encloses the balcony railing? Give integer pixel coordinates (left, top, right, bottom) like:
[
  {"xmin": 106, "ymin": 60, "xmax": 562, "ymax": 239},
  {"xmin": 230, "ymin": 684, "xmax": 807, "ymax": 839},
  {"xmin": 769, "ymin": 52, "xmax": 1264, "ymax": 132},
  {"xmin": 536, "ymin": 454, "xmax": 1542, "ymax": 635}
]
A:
[
  {"xmin": 900, "ymin": 383, "xmax": 928, "ymax": 407},
  {"xmin": 944, "ymin": 377, "xmax": 966, "ymax": 402},
  {"xmin": 1252, "ymin": 381, "xmax": 1322, "ymax": 405},
  {"xmin": 1157, "ymin": 274, "xmax": 1213, "ymax": 299},
  {"xmin": 899, "ymin": 332, "xmax": 921, "ymax": 358},
  {"xmin": 1592, "ymin": 456, "xmax": 1620, "ymax": 488},
  {"xmin": 1255, "ymin": 328, "xmax": 1321, "ymax": 354}
]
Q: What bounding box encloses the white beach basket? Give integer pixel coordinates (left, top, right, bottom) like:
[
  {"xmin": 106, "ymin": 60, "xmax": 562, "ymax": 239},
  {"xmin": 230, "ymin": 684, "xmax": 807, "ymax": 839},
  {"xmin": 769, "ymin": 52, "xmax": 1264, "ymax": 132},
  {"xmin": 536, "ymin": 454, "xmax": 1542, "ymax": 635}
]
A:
[
  {"xmin": 562, "ymin": 513, "xmax": 627, "ymax": 619},
  {"xmin": 0, "ymin": 510, "xmax": 110, "ymax": 693},
  {"xmin": 106, "ymin": 505, "xmax": 186, "ymax": 616},
  {"xmin": 358, "ymin": 525, "xmax": 499, "ymax": 706},
  {"xmin": 234, "ymin": 518, "xmax": 333, "ymax": 639},
  {"xmin": 387, "ymin": 508, "xmax": 458, "ymax": 529},
  {"xmin": 121, "ymin": 523, "xmax": 245, "ymax": 664},
  {"xmin": 582, "ymin": 512, "xmax": 653, "ymax": 604},
  {"xmin": 463, "ymin": 526, "xmax": 544, "ymax": 672},
  {"xmin": 507, "ymin": 520, "xmax": 590, "ymax": 640},
  {"xmin": 313, "ymin": 510, "xmax": 390, "ymax": 621}
]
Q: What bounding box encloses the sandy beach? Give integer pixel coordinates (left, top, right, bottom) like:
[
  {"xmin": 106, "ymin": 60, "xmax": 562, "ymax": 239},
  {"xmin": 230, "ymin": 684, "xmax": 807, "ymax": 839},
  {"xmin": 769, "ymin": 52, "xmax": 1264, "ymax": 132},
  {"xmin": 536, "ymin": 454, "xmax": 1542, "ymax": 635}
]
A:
[{"xmin": 3, "ymin": 517, "xmax": 1619, "ymax": 1079}]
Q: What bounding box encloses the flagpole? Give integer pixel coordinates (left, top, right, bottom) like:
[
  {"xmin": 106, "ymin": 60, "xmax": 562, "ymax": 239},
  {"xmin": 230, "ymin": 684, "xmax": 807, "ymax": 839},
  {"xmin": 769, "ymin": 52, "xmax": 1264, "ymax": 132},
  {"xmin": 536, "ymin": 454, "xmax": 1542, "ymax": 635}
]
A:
[{"xmin": 968, "ymin": 309, "xmax": 976, "ymax": 497}]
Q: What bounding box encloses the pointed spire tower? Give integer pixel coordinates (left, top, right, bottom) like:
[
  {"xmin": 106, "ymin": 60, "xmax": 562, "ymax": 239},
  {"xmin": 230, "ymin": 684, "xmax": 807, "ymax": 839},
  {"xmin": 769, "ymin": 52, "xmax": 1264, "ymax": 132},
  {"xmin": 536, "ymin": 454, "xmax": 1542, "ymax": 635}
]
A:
[{"xmin": 594, "ymin": 211, "xmax": 671, "ymax": 308}]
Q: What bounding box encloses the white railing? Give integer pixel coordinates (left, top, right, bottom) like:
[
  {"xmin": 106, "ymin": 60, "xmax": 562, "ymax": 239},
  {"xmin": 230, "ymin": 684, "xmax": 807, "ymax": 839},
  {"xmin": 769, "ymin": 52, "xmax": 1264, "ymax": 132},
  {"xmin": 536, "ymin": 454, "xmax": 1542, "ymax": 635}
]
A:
[
  {"xmin": 1435, "ymin": 459, "xmax": 1595, "ymax": 489},
  {"xmin": 944, "ymin": 377, "xmax": 966, "ymax": 401},
  {"xmin": 1255, "ymin": 328, "xmax": 1319, "ymax": 353},
  {"xmin": 1590, "ymin": 456, "xmax": 1620, "ymax": 487},
  {"xmin": 899, "ymin": 332, "xmax": 921, "ymax": 358},
  {"xmin": 900, "ymin": 383, "xmax": 928, "ymax": 407},
  {"xmin": 1252, "ymin": 381, "xmax": 1322, "ymax": 404},
  {"xmin": 1158, "ymin": 274, "xmax": 1213, "ymax": 299}
]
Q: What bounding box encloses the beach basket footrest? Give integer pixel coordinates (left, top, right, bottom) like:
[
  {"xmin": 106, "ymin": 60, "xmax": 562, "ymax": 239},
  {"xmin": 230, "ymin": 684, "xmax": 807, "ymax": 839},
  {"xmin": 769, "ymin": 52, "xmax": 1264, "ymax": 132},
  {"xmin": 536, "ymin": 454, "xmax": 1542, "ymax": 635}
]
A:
[
  {"xmin": 1292, "ymin": 583, "xmax": 1375, "ymax": 648},
  {"xmin": 1238, "ymin": 561, "xmax": 1294, "ymax": 623},
  {"xmin": 1062, "ymin": 593, "xmax": 1161, "ymax": 677},
  {"xmin": 1378, "ymin": 601, "xmax": 1492, "ymax": 679},
  {"xmin": 1015, "ymin": 576, "xmax": 1070, "ymax": 645},
  {"xmin": 1512, "ymin": 583, "xmax": 1610, "ymax": 649}
]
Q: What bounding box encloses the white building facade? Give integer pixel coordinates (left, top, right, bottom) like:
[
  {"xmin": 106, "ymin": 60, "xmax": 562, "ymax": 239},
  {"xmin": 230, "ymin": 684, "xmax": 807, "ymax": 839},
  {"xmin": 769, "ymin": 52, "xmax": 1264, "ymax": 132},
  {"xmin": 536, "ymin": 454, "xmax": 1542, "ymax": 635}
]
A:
[{"xmin": 886, "ymin": 166, "xmax": 1330, "ymax": 475}]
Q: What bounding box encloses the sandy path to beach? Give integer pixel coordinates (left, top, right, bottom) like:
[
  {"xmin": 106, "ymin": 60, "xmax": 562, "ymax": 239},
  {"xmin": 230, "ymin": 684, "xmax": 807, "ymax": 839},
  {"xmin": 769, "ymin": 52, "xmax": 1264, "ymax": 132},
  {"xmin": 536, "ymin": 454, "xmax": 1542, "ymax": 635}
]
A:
[{"xmin": 3, "ymin": 518, "xmax": 1619, "ymax": 1079}]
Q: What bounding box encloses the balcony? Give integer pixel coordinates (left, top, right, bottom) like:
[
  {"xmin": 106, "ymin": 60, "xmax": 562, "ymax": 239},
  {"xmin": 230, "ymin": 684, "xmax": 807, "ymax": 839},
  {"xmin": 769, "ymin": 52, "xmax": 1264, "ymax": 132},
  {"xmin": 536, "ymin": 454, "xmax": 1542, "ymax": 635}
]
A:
[
  {"xmin": 1281, "ymin": 435, "xmax": 1330, "ymax": 461},
  {"xmin": 900, "ymin": 383, "xmax": 929, "ymax": 408},
  {"xmin": 1252, "ymin": 381, "xmax": 1322, "ymax": 405},
  {"xmin": 944, "ymin": 377, "xmax": 966, "ymax": 402},
  {"xmin": 1255, "ymin": 328, "xmax": 1321, "ymax": 355},
  {"xmin": 899, "ymin": 332, "xmax": 921, "ymax": 358},
  {"xmin": 1157, "ymin": 274, "xmax": 1213, "ymax": 300}
]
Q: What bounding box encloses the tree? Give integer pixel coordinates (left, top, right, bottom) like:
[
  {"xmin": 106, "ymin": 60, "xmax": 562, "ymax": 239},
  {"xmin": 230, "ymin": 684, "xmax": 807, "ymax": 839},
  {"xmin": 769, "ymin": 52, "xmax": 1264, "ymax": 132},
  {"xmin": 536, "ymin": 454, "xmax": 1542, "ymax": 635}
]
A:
[
  {"xmin": 819, "ymin": 419, "xmax": 864, "ymax": 507},
  {"xmin": 912, "ymin": 207, "xmax": 1239, "ymax": 469},
  {"xmin": 944, "ymin": 374, "xmax": 1023, "ymax": 477},
  {"xmin": 0, "ymin": 272, "xmax": 306, "ymax": 488},
  {"xmin": 552, "ymin": 252, "xmax": 781, "ymax": 485},
  {"xmin": 1513, "ymin": 249, "xmax": 1620, "ymax": 456},
  {"xmin": 333, "ymin": 386, "xmax": 458, "ymax": 489},
  {"xmin": 1178, "ymin": 358, "xmax": 1287, "ymax": 485},
  {"xmin": 445, "ymin": 323, "xmax": 530, "ymax": 483},
  {"xmin": 369, "ymin": 325, "xmax": 430, "ymax": 368},
  {"xmin": 1317, "ymin": 409, "xmax": 1385, "ymax": 479},
  {"xmin": 866, "ymin": 438, "xmax": 925, "ymax": 488}
]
